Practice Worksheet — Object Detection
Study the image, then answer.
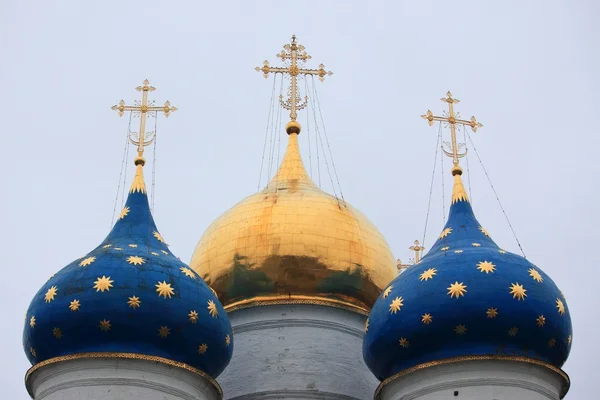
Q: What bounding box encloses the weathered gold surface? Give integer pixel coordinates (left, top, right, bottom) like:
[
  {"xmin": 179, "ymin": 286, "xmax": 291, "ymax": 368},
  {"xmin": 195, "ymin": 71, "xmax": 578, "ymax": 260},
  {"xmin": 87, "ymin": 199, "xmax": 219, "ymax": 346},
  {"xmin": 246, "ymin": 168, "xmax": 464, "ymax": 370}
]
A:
[{"xmin": 190, "ymin": 133, "xmax": 396, "ymax": 311}]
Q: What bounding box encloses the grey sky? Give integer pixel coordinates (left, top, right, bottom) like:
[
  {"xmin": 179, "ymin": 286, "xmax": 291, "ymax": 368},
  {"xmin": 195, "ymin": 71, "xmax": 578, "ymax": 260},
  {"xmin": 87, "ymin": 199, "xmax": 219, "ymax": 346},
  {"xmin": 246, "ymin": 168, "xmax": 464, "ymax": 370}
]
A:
[{"xmin": 1, "ymin": 1, "xmax": 598, "ymax": 398}]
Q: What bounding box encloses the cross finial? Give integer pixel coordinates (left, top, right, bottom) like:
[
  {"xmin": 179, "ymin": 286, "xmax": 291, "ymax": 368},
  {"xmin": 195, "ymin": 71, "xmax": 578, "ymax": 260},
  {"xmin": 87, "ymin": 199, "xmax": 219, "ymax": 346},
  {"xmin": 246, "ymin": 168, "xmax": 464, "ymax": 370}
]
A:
[
  {"xmin": 409, "ymin": 240, "xmax": 424, "ymax": 264},
  {"xmin": 421, "ymin": 91, "xmax": 482, "ymax": 168},
  {"xmin": 256, "ymin": 35, "xmax": 333, "ymax": 130},
  {"xmin": 111, "ymin": 79, "xmax": 177, "ymax": 162}
]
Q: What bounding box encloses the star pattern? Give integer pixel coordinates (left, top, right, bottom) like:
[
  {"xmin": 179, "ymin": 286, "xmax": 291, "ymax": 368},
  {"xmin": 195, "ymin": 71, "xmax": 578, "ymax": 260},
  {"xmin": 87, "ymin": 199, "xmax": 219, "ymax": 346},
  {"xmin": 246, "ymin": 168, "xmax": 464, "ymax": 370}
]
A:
[
  {"xmin": 382, "ymin": 285, "xmax": 393, "ymax": 299},
  {"xmin": 388, "ymin": 296, "xmax": 404, "ymax": 314},
  {"xmin": 45, "ymin": 286, "xmax": 58, "ymax": 303},
  {"xmin": 478, "ymin": 226, "xmax": 491, "ymax": 237},
  {"xmin": 151, "ymin": 252, "xmax": 159, "ymax": 256},
  {"xmin": 472, "ymin": 243, "xmax": 481, "ymax": 247},
  {"xmin": 447, "ymin": 282, "xmax": 467, "ymax": 299},
  {"xmin": 29, "ymin": 316, "xmax": 36, "ymax": 328},
  {"xmin": 225, "ymin": 334, "xmax": 231, "ymax": 346},
  {"xmin": 128, "ymin": 296, "xmax": 141, "ymax": 309},
  {"xmin": 158, "ymin": 326, "xmax": 171, "ymax": 338},
  {"xmin": 454, "ymin": 250, "xmax": 463, "ymax": 254},
  {"xmin": 119, "ymin": 206, "xmax": 130, "ymax": 219},
  {"xmin": 476, "ymin": 260, "xmax": 496, "ymax": 274},
  {"xmin": 399, "ymin": 337, "xmax": 410, "ymax": 348},
  {"xmin": 498, "ymin": 249, "xmax": 507, "ymax": 254},
  {"xmin": 419, "ymin": 268, "xmax": 437, "ymax": 281},
  {"xmin": 441, "ymin": 246, "xmax": 450, "ymax": 251},
  {"xmin": 102, "ymin": 244, "xmax": 112, "ymax": 249},
  {"xmin": 439, "ymin": 227, "xmax": 453, "ymax": 239},
  {"xmin": 455, "ymin": 324, "xmax": 467, "ymax": 335},
  {"xmin": 197, "ymin": 343, "xmax": 208, "ymax": 355},
  {"xmin": 536, "ymin": 315, "xmax": 546, "ymax": 327},
  {"xmin": 128, "ymin": 244, "xmax": 138, "ymax": 248},
  {"xmin": 156, "ymin": 281, "xmax": 174, "ymax": 299},
  {"xmin": 53, "ymin": 327, "xmax": 63, "ymax": 339},
  {"xmin": 180, "ymin": 267, "xmax": 196, "ymax": 279},
  {"xmin": 161, "ymin": 250, "xmax": 169, "ymax": 255},
  {"xmin": 94, "ymin": 276, "xmax": 114, "ymax": 292},
  {"xmin": 567, "ymin": 335, "xmax": 572, "ymax": 345},
  {"xmin": 556, "ymin": 298, "xmax": 565, "ymax": 316},
  {"xmin": 188, "ymin": 310, "xmax": 199, "ymax": 323},
  {"xmin": 69, "ymin": 299, "xmax": 80, "ymax": 311},
  {"xmin": 421, "ymin": 313, "xmax": 433, "ymax": 325},
  {"xmin": 79, "ymin": 256, "xmax": 96, "ymax": 267},
  {"xmin": 486, "ymin": 307, "xmax": 498, "ymax": 319},
  {"xmin": 528, "ymin": 268, "xmax": 543, "ymax": 283},
  {"xmin": 365, "ymin": 318, "xmax": 369, "ymax": 332},
  {"xmin": 548, "ymin": 338, "xmax": 556, "ymax": 348},
  {"xmin": 127, "ymin": 255, "xmax": 144, "ymax": 266},
  {"xmin": 99, "ymin": 319, "xmax": 111, "ymax": 331},
  {"xmin": 508, "ymin": 326, "xmax": 519, "ymax": 337},
  {"xmin": 153, "ymin": 231, "xmax": 165, "ymax": 243},
  {"xmin": 509, "ymin": 283, "xmax": 527, "ymax": 301},
  {"xmin": 30, "ymin": 347, "xmax": 36, "ymax": 358},
  {"xmin": 207, "ymin": 300, "xmax": 219, "ymax": 317}
]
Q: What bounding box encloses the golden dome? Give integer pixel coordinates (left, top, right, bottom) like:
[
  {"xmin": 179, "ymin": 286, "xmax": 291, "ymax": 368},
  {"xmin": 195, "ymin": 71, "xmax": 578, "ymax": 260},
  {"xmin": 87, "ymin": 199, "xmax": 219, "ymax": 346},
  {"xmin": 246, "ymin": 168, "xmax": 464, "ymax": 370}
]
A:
[{"xmin": 190, "ymin": 130, "xmax": 396, "ymax": 313}]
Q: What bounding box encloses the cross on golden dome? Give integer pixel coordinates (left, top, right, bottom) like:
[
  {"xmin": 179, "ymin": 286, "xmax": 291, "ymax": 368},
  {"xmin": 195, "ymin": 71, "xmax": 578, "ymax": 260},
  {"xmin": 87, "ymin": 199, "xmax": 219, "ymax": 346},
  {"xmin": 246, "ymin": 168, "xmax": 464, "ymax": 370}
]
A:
[
  {"xmin": 111, "ymin": 79, "xmax": 177, "ymax": 159},
  {"xmin": 256, "ymin": 35, "xmax": 332, "ymax": 123},
  {"xmin": 421, "ymin": 91, "xmax": 483, "ymax": 167}
]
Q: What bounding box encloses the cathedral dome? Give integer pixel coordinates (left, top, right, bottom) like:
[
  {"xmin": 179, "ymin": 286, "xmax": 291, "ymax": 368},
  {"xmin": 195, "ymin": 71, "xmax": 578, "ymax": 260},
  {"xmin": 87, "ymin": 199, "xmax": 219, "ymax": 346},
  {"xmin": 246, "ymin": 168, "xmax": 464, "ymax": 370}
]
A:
[
  {"xmin": 363, "ymin": 166, "xmax": 572, "ymax": 382},
  {"xmin": 23, "ymin": 159, "xmax": 233, "ymax": 378},
  {"xmin": 190, "ymin": 127, "xmax": 397, "ymax": 313}
]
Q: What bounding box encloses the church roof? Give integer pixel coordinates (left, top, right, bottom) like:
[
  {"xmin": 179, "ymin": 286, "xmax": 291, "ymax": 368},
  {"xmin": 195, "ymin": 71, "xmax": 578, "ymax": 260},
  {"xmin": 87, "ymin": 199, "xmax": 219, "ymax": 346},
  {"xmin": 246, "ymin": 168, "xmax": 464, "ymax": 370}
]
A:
[
  {"xmin": 23, "ymin": 160, "xmax": 233, "ymax": 378},
  {"xmin": 363, "ymin": 165, "xmax": 572, "ymax": 383}
]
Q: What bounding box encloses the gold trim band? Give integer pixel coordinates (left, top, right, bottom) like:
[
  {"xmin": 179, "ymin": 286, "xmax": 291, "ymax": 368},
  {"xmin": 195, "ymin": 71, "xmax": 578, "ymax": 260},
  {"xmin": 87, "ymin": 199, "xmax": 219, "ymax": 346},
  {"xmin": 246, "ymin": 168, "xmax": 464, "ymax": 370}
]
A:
[
  {"xmin": 224, "ymin": 295, "xmax": 370, "ymax": 316},
  {"xmin": 374, "ymin": 355, "xmax": 570, "ymax": 399},
  {"xmin": 25, "ymin": 352, "xmax": 222, "ymax": 398}
]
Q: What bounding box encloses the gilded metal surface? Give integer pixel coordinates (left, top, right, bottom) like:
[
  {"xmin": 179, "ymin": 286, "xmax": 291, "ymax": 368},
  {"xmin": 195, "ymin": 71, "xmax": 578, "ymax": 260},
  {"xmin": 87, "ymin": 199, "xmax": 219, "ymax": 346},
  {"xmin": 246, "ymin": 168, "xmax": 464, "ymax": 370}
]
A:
[
  {"xmin": 24, "ymin": 352, "xmax": 222, "ymax": 398},
  {"xmin": 190, "ymin": 133, "xmax": 397, "ymax": 311},
  {"xmin": 374, "ymin": 355, "xmax": 570, "ymax": 399},
  {"xmin": 255, "ymin": 35, "xmax": 332, "ymax": 121},
  {"xmin": 421, "ymin": 91, "xmax": 482, "ymax": 167}
]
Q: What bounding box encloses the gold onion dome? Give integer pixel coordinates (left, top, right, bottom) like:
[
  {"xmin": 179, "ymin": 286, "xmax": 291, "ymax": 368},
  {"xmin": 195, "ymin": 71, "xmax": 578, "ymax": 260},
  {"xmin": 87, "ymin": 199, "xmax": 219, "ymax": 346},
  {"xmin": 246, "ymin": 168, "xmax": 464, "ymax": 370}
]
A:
[{"xmin": 190, "ymin": 122, "xmax": 397, "ymax": 313}]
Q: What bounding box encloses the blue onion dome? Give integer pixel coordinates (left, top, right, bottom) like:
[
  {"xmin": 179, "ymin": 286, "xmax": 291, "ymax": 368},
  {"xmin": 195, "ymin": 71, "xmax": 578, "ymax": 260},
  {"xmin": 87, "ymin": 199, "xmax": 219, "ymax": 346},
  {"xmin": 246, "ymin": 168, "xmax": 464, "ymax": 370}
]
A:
[
  {"xmin": 363, "ymin": 164, "xmax": 572, "ymax": 382},
  {"xmin": 23, "ymin": 157, "xmax": 233, "ymax": 378}
]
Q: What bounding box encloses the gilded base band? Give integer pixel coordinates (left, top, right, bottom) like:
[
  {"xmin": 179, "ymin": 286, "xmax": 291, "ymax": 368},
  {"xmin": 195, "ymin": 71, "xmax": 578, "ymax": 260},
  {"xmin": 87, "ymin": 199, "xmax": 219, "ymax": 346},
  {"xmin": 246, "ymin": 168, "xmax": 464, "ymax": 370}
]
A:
[
  {"xmin": 374, "ymin": 355, "xmax": 570, "ymax": 399},
  {"xmin": 224, "ymin": 295, "xmax": 370, "ymax": 316},
  {"xmin": 25, "ymin": 352, "xmax": 221, "ymax": 398}
]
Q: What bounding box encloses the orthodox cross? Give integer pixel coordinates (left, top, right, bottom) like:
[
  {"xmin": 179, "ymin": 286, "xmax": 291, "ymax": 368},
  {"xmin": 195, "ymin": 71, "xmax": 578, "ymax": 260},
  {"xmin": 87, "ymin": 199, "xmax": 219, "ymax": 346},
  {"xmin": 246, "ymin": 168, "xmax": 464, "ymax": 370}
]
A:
[
  {"xmin": 421, "ymin": 91, "xmax": 482, "ymax": 166},
  {"xmin": 256, "ymin": 35, "xmax": 332, "ymax": 121},
  {"xmin": 396, "ymin": 240, "xmax": 425, "ymax": 274},
  {"xmin": 112, "ymin": 79, "xmax": 177, "ymax": 157}
]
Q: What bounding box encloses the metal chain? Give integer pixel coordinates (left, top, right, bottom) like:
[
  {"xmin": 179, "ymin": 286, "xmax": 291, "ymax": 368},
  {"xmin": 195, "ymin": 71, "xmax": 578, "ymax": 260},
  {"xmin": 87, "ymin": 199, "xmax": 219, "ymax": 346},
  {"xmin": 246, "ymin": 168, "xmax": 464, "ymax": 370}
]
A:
[{"xmin": 465, "ymin": 131, "xmax": 526, "ymax": 257}]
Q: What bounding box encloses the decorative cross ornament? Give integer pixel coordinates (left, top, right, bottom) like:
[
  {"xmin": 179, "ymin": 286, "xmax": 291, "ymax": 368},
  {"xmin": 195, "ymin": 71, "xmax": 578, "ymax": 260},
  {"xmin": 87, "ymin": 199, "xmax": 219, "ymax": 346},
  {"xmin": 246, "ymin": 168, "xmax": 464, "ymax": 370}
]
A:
[
  {"xmin": 256, "ymin": 35, "xmax": 332, "ymax": 121},
  {"xmin": 421, "ymin": 91, "xmax": 482, "ymax": 166},
  {"xmin": 111, "ymin": 80, "xmax": 177, "ymax": 157}
]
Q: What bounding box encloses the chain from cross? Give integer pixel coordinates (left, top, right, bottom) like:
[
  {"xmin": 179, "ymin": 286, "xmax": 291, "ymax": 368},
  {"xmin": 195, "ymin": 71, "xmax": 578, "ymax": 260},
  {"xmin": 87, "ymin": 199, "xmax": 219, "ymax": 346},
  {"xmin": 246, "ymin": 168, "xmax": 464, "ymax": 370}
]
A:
[
  {"xmin": 256, "ymin": 35, "xmax": 333, "ymax": 121},
  {"xmin": 111, "ymin": 79, "xmax": 177, "ymax": 157},
  {"xmin": 396, "ymin": 240, "xmax": 425, "ymax": 274},
  {"xmin": 421, "ymin": 91, "xmax": 483, "ymax": 166}
]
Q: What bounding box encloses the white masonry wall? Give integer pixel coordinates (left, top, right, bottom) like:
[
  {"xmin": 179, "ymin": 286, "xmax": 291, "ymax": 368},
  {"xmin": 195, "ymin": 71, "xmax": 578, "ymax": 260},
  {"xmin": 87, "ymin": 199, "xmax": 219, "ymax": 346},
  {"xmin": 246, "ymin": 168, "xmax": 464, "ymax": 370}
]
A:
[
  {"xmin": 377, "ymin": 359, "xmax": 568, "ymax": 400},
  {"xmin": 27, "ymin": 357, "xmax": 222, "ymax": 400},
  {"xmin": 218, "ymin": 303, "xmax": 378, "ymax": 400}
]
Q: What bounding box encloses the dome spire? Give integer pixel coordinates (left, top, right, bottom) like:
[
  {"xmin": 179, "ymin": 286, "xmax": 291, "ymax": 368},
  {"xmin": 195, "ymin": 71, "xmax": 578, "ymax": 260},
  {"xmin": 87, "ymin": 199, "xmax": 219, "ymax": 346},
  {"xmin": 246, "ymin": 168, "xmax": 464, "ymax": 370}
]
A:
[
  {"xmin": 256, "ymin": 35, "xmax": 332, "ymax": 129},
  {"xmin": 112, "ymin": 79, "xmax": 177, "ymax": 192},
  {"xmin": 421, "ymin": 91, "xmax": 483, "ymax": 203}
]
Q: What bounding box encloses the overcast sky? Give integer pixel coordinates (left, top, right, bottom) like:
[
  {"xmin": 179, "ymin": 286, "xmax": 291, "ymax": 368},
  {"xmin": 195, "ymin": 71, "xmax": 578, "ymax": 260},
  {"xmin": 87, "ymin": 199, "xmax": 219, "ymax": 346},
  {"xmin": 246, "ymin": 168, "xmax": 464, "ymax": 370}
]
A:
[{"xmin": 1, "ymin": 1, "xmax": 598, "ymax": 398}]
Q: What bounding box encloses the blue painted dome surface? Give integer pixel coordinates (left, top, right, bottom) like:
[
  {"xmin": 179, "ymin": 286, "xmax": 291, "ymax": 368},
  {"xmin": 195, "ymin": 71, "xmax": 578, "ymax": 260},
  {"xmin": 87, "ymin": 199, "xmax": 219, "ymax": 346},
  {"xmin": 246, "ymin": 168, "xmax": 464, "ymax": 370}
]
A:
[
  {"xmin": 23, "ymin": 165, "xmax": 233, "ymax": 378},
  {"xmin": 363, "ymin": 174, "xmax": 572, "ymax": 381}
]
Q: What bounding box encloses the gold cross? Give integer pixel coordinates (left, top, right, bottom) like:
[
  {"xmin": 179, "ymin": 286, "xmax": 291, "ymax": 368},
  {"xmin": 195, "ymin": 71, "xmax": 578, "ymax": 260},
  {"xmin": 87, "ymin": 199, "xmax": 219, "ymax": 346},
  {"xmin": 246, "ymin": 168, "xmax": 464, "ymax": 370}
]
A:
[
  {"xmin": 409, "ymin": 240, "xmax": 424, "ymax": 264},
  {"xmin": 396, "ymin": 240, "xmax": 425, "ymax": 274},
  {"xmin": 256, "ymin": 35, "xmax": 332, "ymax": 122},
  {"xmin": 111, "ymin": 80, "xmax": 177, "ymax": 157},
  {"xmin": 421, "ymin": 91, "xmax": 482, "ymax": 166}
]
